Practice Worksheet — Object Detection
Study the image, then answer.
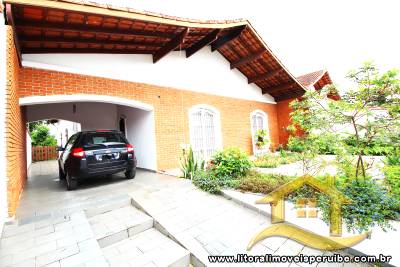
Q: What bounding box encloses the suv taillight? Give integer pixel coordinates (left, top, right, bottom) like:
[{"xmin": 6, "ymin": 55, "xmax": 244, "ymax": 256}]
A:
[
  {"xmin": 126, "ymin": 144, "xmax": 134, "ymax": 153},
  {"xmin": 72, "ymin": 147, "xmax": 85, "ymax": 158}
]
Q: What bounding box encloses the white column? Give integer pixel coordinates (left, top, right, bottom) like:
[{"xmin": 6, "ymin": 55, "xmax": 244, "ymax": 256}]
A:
[{"xmin": 0, "ymin": 12, "xmax": 9, "ymax": 235}]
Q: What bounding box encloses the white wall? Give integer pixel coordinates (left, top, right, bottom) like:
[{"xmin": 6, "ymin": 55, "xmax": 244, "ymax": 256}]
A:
[
  {"xmin": 25, "ymin": 102, "xmax": 118, "ymax": 131},
  {"xmin": 26, "ymin": 132, "xmax": 32, "ymax": 169},
  {"xmin": 49, "ymin": 120, "xmax": 82, "ymax": 147},
  {"xmin": 22, "ymin": 47, "xmax": 276, "ymax": 104},
  {"xmin": 24, "ymin": 101, "xmax": 157, "ymax": 170},
  {"xmin": 118, "ymin": 105, "xmax": 157, "ymax": 170},
  {"xmin": 0, "ymin": 16, "xmax": 8, "ymax": 234}
]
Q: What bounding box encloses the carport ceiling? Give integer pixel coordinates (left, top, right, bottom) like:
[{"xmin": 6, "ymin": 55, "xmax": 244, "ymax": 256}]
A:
[{"xmin": 4, "ymin": 0, "xmax": 307, "ymax": 101}]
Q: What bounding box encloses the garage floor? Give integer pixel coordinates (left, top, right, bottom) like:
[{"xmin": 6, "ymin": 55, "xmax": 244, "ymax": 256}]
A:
[{"xmin": 16, "ymin": 160, "xmax": 179, "ymax": 220}]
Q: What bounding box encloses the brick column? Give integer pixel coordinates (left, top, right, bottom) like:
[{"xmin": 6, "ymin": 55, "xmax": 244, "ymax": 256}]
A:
[{"xmin": 0, "ymin": 7, "xmax": 9, "ymax": 235}]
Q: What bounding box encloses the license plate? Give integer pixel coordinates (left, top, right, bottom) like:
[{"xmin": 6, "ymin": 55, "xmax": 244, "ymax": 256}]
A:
[{"xmin": 96, "ymin": 153, "xmax": 120, "ymax": 161}]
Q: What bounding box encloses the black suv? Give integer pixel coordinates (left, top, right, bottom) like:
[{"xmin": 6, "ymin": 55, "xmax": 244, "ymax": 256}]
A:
[{"xmin": 58, "ymin": 130, "xmax": 137, "ymax": 190}]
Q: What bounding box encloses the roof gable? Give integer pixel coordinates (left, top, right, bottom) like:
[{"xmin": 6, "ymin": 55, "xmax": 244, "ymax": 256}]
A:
[{"xmin": 4, "ymin": 0, "xmax": 333, "ymax": 101}]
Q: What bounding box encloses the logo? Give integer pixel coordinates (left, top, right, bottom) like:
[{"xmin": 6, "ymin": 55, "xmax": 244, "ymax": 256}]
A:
[{"xmin": 247, "ymin": 175, "xmax": 369, "ymax": 251}]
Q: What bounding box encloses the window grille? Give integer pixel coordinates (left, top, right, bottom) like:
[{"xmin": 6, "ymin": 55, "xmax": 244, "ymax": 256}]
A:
[{"xmin": 190, "ymin": 108, "xmax": 218, "ymax": 161}]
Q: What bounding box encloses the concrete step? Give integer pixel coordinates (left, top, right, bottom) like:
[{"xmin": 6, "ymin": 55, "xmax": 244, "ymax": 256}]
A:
[
  {"xmin": 88, "ymin": 205, "xmax": 154, "ymax": 248},
  {"xmin": 102, "ymin": 228, "xmax": 190, "ymax": 267}
]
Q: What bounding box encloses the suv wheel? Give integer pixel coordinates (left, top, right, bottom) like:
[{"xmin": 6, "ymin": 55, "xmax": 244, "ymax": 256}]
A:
[
  {"xmin": 125, "ymin": 168, "xmax": 136, "ymax": 179},
  {"xmin": 59, "ymin": 166, "xmax": 66, "ymax": 180},
  {"xmin": 66, "ymin": 172, "xmax": 78, "ymax": 190}
]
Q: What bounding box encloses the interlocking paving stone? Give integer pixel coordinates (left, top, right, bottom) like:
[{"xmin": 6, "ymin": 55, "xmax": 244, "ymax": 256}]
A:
[
  {"xmin": 102, "ymin": 228, "xmax": 189, "ymax": 267},
  {"xmin": 88, "ymin": 205, "xmax": 153, "ymax": 248},
  {"xmin": 3, "ymin": 161, "xmax": 376, "ymax": 267}
]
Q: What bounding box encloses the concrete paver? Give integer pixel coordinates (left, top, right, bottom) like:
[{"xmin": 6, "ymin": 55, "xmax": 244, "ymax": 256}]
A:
[{"xmin": 0, "ymin": 161, "xmax": 377, "ymax": 267}]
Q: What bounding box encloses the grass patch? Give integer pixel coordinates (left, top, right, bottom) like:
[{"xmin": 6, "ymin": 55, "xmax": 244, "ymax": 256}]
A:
[
  {"xmin": 236, "ymin": 170, "xmax": 293, "ymax": 194},
  {"xmin": 253, "ymin": 152, "xmax": 300, "ymax": 168}
]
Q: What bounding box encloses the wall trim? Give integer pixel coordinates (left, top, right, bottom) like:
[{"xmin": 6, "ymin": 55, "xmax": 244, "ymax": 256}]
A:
[{"xmin": 19, "ymin": 94, "xmax": 154, "ymax": 111}]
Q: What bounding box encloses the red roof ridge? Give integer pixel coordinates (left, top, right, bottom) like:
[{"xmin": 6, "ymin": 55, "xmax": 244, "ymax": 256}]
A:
[{"xmin": 296, "ymin": 69, "xmax": 328, "ymax": 88}]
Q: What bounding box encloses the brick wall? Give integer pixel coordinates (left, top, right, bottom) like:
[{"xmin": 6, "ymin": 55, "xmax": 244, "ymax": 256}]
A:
[
  {"xmin": 6, "ymin": 26, "xmax": 27, "ymax": 216},
  {"xmin": 18, "ymin": 67, "xmax": 280, "ymax": 170},
  {"xmin": 277, "ymin": 98, "xmax": 295, "ymax": 146},
  {"xmin": 276, "ymin": 97, "xmax": 307, "ymax": 146}
]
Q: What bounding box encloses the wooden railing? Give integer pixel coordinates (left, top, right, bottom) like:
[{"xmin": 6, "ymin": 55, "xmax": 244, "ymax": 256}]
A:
[{"xmin": 32, "ymin": 146, "xmax": 58, "ymax": 162}]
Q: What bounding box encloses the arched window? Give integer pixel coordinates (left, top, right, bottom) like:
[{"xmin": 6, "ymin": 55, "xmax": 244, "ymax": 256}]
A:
[
  {"xmin": 189, "ymin": 105, "xmax": 222, "ymax": 161},
  {"xmin": 250, "ymin": 110, "xmax": 269, "ymax": 154}
]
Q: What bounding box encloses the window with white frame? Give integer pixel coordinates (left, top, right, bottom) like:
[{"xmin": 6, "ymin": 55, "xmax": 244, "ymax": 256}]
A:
[
  {"xmin": 189, "ymin": 105, "xmax": 221, "ymax": 161},
  {"xmin": 250, "ymin": 110, "xmax": 269, "ymax": 153}
]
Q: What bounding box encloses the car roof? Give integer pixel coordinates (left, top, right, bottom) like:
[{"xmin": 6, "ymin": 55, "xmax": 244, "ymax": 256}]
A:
[{"xmin": 78, "ymin": 130, "xmax": 122, "ymax": 134}]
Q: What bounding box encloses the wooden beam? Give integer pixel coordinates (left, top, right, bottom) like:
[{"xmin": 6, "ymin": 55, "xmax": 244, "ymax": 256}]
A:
[
  {"xmin": 185, "ymin": 29, "xmax": 221, "ymax": 58},
  {"xmin": 274, "ymin": 91, "xmax": 305, "ymax": 102},
  {"xmin": 16, "ymin": 20, "xmax": 174, "ymax": 39},
  {"xmin": 153, "ymin": 28, "xmax": 189, "ymax": 63},
  {"xmin": 20, "ymin": 36, "xmax": 164, "ymax": 48},
  {"xmin": 230, "ymin": 49, "xmax": 265, "ymax": 69},
  {"xmin": 248, "ymin": 69, "xmax": 283, "ymax": 84},
  {"xmin": 5, "ymin": 4, "xmax": 22, "ymax": 66},
  {"xmin": 211, "ymin": 25, "xmax": 246, "ymax": 51},
  {"xmin": 21, "ymin": 48, "xmax": 154, "ymax": 54},
  {"xmin": 262, "ymin": 82, "xmax": 297, "ymax": 94}
]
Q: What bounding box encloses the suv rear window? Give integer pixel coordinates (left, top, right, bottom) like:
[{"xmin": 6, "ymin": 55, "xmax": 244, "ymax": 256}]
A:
[{"xmin": 83, "ymin": 132, "xmax": 126, "ymax": 145}]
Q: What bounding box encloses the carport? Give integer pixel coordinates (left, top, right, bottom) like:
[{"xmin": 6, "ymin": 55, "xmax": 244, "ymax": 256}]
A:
[{"xmin": 20, "ymin": 94, "xmax": 157, "ymax": 171}]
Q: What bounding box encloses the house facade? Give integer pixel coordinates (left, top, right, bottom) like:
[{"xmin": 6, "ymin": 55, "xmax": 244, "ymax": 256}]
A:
[{"xmin": 0, "ymin": 0, "xmax": 333, "ymax": 226}]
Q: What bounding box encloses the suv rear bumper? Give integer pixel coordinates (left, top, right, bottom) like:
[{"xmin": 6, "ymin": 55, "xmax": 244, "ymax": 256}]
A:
[{"xmin": 69, "ymin": 157, "xmax": 136, "ymax": 179}]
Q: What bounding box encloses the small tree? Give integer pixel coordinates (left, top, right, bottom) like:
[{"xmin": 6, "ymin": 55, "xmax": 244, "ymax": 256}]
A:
[
  {"xmin": 30, "ymin": 124, "xmax": 57, "ymax": 146},
  {"xmin": 289, "ymin": 62, "xmax": 400, "ymax": 180}
]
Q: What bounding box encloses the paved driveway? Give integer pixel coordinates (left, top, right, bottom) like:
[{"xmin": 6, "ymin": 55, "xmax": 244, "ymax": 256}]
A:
[
  {"xmin": 4, "ymin": 161, "xmax": 373, "ymax": 267},
  {"xmin": 16, "ymin": 160, "xmax": 181, "ymax": 220}
]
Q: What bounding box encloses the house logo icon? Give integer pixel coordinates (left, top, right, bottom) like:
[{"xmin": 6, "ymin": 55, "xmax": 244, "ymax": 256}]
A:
[{"xmin": 247, "ymin": 175, "xmax": 370, "ymax": 251}]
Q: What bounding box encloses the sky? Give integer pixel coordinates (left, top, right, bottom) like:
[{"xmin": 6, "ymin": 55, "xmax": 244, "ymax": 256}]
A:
[{"xmin": 94, "ymin": 0, "xmax": 399, "ymax": 89}]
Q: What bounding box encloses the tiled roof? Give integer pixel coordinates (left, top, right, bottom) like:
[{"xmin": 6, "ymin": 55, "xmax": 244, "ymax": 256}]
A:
[
  {"xmin": 296, "ymin": 70, "xmax": 327, "ymax": 88},
  {"xmin": 4, "ymin": 0, "xmax": 335, "ymax": 101}
]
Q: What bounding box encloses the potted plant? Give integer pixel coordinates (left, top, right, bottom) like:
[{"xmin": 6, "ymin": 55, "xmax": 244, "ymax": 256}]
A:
[{"xmin": 255, "ymin": 129, "xmax": 269, "ymax": 149}]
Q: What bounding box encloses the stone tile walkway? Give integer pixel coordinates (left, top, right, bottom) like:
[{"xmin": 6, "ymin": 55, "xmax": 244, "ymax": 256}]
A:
[{"xmin": 0, "ymin": 161, "xmax": 377, "ymax": 266}]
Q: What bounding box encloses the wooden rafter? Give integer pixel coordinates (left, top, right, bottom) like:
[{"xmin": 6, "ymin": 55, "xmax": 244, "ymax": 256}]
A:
[
  {"xmin": 20, "ymin": 36, "xmax": 164, "ymax": 48},
  {"xmin": 186, "ymin": 29, "xmax": 221, "ymax": 58},
  {"xmin": 153, "ymin": 28, "xmax": 189, "ymax": 63},
  {"xmin": 230, "ymin": 49, "xmax": 265, "ymax": 69},
  {"xmin": 15, "ymin": 20, "xmax": 174, "ymax": 39},
  {"xmin": 275, "ymin": 91, "xmax": 304, "ymax": 102},
  {"xmin": 5, "ymin": 4, "xmax": 22, "ymax": 66},
  {"xmin": 262, "ymin": 82, "xmax": 297, "ymax": 94},
  {"xmin": 21, "ymin": 48, "xmax": 154, "ymax": 54},
  {"xmin": 248, "ymin": 69, "xmax": 282, "ymax": 84},
  {"xmin": 211, "ymin": 25, "xmax": 246, "ymax": 51}
]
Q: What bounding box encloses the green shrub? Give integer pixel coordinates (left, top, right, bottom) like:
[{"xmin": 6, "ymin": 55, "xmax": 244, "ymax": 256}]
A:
[
  {"xmin": 192, "ymin": 170, "xmax": 221, "ymax": 194},
  {"xmin": 344, "ymin": 136, "xmax": 395, "ymax": 156},
  {"xmin": 210, "ymin": 147, "xmax": 252, "ymax": 178},
  {"xmin": 180, "ymin": 146, "xmax": 205, "ymax": 179},
  {"xmin": 253, "ymin": 152, "xmax": 299, "ymax": 168},
  {"xmin": 237, "ymin": 171, "xmax": 292, "ymax": 194},
  {"xmin": 253, "ymin": 157, "xmax": 279, "ymax": 168},
  {"xmin": 386, "ymin": 147, "xmax": 400, "ymax": 166},
  {"xmin": 385, "ymin": 165, "xmax": 400, "ymax": 201},
  {"xmin": 318, "ymin": 179, "xmax": 399, "ymax": 233},
  {"xmin": 287, "ymin": 136, "xmax": 305, "ymax": 152},
  {"xmin": 31, "ymin": 124, "xmax": 57, "ymax": 146}
]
